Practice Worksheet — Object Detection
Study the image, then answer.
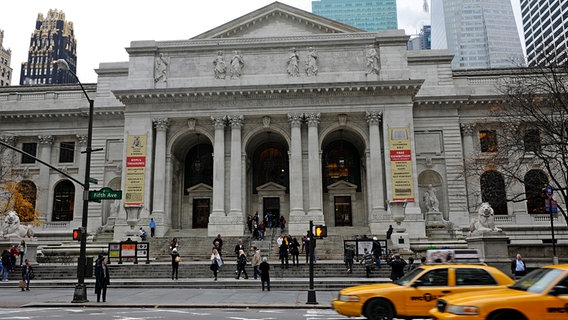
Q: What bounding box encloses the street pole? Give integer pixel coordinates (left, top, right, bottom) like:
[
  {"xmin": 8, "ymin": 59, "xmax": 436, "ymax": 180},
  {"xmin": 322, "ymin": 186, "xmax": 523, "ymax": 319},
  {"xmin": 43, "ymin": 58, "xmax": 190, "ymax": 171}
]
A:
[
  {"xmin": 306, "ymin": 220, "xmax": 318, "ymax": 304},
  {"xmin": 55, "ymin": 59, "xmax": 93, "ymax": 303},
  {"xmin": 549, "ymin": 209, "xmax": 558, "ymax": 265}
]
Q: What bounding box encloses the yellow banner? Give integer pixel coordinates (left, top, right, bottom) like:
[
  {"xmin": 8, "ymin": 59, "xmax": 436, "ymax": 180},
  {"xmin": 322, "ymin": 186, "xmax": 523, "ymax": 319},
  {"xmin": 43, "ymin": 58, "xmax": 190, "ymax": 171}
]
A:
[
  {"xmin": 125, "ymin": 134, "xmax": 147, "ymax": 206},
  {"xmin": 389, "ymin": 128, "xmax": 414, "ymax": 201}
]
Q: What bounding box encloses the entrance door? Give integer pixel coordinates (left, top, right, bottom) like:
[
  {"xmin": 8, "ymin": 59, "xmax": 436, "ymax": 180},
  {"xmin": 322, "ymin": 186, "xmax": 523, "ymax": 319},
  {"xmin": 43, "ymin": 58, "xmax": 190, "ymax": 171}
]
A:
[
  {"xmin": 334, "ymin": 196, "xmax": 352, "ymax": 226},
  {"xmin": 263, "ymin": 197, "xmax": 280, "ymax": 229},
  {"xmin": 192, "ymin": 198, "xmax": 210, "ymax": 228}
]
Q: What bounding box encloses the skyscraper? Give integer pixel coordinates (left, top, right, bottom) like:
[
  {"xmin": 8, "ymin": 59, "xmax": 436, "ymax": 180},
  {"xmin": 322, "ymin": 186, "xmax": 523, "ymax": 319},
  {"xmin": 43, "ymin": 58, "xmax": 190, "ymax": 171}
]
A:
[
  {"xmin": 0, "ymin": 30, "xmax": 12, "ymax": 86},
  {"xmin": 431, "ymin": 0, "xmax": 524, "ymax": 70},
  {"xmin": 20, "ymin": 9, "xmax": 77, "ymax": 85},
  {"xmin": 408, "ymin": 25, "xmax": 431, "ymax": 51},
  {"xmin": 312, "ymin": 0, "xmax": 397, "ymax": 32},
  {"xmin": 522, "ymin": 0, "xmax": 568, "ymax": 66}
]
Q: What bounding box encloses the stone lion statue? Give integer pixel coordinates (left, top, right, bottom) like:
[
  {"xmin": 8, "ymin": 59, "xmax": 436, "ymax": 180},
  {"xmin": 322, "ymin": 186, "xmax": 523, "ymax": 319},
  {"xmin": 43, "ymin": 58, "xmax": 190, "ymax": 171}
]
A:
[
  {"xmin": 469, "ymin": 202, "xmax": 502, "ymax": 236},
  {"xmin": 2, "ymin": 210, "xmax": 34, "ymax": 238}
]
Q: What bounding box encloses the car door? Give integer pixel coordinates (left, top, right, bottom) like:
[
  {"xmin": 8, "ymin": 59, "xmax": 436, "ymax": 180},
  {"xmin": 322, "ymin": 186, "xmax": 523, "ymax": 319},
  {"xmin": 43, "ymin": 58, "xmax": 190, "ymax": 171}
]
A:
[
  {"xmin": 453, "ymin": 267, "xmax": 502, "ymax": 294},
  {"xmin": 403, "ymin": 268, "xmax": 449, "ymax": 316},
  {"xmin": 543, "ymin": 275, "xmax": 568, "ymax": 320}
]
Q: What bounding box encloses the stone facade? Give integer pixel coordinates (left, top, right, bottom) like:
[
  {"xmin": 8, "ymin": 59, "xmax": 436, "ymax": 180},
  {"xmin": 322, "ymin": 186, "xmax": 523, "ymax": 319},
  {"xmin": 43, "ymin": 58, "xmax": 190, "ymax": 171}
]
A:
[{"xmin": 0, "ymin": 3, "xmax": 565, "ymax": 245}]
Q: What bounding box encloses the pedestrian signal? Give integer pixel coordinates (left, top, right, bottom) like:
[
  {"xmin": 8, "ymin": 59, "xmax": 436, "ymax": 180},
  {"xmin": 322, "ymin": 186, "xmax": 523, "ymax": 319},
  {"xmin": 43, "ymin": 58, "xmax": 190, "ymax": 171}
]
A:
[
  {"xmin": 72, "ymin": 229, "xmax": 80, "ymax": 241},
  {"xmin": 314, "ymin": 225, "xmax": 327, "ymax": 239}
]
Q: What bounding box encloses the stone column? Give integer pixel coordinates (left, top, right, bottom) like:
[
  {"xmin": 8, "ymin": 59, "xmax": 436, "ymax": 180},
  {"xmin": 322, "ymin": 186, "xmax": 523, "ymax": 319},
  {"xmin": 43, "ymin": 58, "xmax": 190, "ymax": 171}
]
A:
[
  {"xmin": 287, "ymin": 113, "xmax": 306, "ymax": 235},
  {"xmin": 209, "ymin": 116, "xmax": 226, "ymax": 236},
  {"xmin": 37, "ymin": 135, "xmax": 53, "ymax": 221},
  {"xmin": 228, "ymin": 115, "xmax": 244, "ymax": 218},
  {"xmin": 366, "ymin": 111, "xmax": 385, "ymax": 220},
  {"xmin": 305, "ymin": 113, "xmax": 324, "ymax": 224},
  {"xmin": 152, "ymin": 118, "xmax": 169, "ymax": 234}
]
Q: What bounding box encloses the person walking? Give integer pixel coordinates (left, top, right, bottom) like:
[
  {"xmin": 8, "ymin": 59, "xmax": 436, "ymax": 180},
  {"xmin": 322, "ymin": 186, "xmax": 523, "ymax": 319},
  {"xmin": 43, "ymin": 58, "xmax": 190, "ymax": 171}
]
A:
[
  {"xmin": 210, "ymin": 248, "xmax": 222, "ymax": 281},
  {"xmin": 235, "ymin": 249, "xmax": 248, "ymax": 279},
  {"xmin": 1, "ymin": 250, "xmax": 11, "ymax": 281},
  {"xmin": 511, "ymin": 253, "xmax": 527, "ymax": 279},
  {"xmin": 289, "ymin": 238, "xmax": 300, "ymax": 266},
  {"xmin": 251, "ymin": 246, "xmax": 261, "ymax": 280},
  {"xmin": 344, "ymin": 245, "xmax": 355, "ymax": 273},
  {"xmin": 20, "ymin": 259, "xmax": 33, "ymax": 291},
  {"xmin": 18, "ymin": 240, "xmax": 26, "ymax": 266},
  {"xmin": 371, "ymin": 237, "xmax": 382, "ymax": 269},
  {"xmin": 259, "ymin": 257, "xmax": 270, "ymax": 291},
  {"xmin": 171, "ymin": 247, "xmax": 180, "ymax": 280},
  {"xmin": 170, "ymin": 237, "xmax": 179, "ymax": 251},
  {"xmin": 388, "ymin": 253, "xmax": 407, "ymax": 281},
  {"xmin": 279, "ymin": 240, "xmax": 289, "ymax": 269},
  {"xmin": 233, "ymin": 239, "xmax": 245, "ymax": 273},
  {"xmin": 360, "ymin": 248, "xmax": 374, "ymax": 278},
  {"xmin": 94, "ymin": 256, "xmax": 110, "ymax": 302},
  {"xmin": 149, "ymin": 218, "xmax": 156, "ymax": 237}
]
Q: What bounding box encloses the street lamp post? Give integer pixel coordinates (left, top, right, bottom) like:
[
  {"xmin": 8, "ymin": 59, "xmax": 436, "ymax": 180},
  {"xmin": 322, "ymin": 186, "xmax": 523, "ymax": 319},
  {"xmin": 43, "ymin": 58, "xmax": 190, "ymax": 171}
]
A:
[{"xmin": 55, "ymin": 59, "xmax": 94, "ymax": 303}]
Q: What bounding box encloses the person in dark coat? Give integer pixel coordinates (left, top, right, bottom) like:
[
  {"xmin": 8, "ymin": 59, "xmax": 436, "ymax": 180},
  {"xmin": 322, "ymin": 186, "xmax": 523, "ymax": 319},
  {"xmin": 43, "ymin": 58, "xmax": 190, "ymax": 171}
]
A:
[
  {"xmin": 371, "ymin": 237, "xmax": 382, "ymax": 268},
  {"xmin": 289, "ymin": 238, "xmax": 300, "ymax": 266},
  {"xmin": 259, "ymin": 257, "xmax": 270, "ymax": 291},
  {"xmin": 21, "ymin": 259, "xmax": 33, "ymax": 291},
  {"xmin": 388, "ymin": 253, "xmax": 407, "ymax": 281},
  {"xmin": 171, "ymin": 247, "xmax": 180, "ymax": 280},
  {"xmin": 344, "ymin": 245, "xmax": 355, "ymax": 273},
  {"xmin": 279, "ymin": 241, "xmax": 289, "ymax": 269},
  {"xmin": 235, "ymin": 249, "xmax": 249, "ymax": 279},
  {"xmin": 94, "ymin": 256, "xmax": 110, "ymax": 302},
  {"xmin": 360, "ymin": 248, "xmax": 374, "ymax": 278},
  {"xmin": 511, "ymin": 253, "xmax": 527, "ymax": 278}
]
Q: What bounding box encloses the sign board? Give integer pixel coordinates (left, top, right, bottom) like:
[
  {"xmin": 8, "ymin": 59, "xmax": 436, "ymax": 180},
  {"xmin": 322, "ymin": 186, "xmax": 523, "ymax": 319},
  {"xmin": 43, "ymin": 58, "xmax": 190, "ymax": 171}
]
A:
[
  {"xmin": 89, "ymin": 187, "xmax": 122, "ymax": 200},
  {"xmin": 546, "ymin": 185, "xmax": 553, "ymax": 196}
]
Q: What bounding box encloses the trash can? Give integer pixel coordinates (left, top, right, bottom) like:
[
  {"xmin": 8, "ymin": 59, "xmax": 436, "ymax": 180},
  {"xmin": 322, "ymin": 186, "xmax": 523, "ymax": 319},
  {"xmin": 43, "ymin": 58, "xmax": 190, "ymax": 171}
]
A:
[{"xmin": 85, "ymin": 257, "xmax": 94, "ymax": 278}]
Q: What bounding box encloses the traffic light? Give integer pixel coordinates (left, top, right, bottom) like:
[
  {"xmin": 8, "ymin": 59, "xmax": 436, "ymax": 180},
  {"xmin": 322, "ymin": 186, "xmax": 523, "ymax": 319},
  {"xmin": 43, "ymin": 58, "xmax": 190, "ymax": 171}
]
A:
[
  {"xmin": 72, "ymin": 229, "xmax": 80, "ymax": 241},
  {"xmin": 314, "ymin": 225, "xmax": 327, "ymax": 239}
]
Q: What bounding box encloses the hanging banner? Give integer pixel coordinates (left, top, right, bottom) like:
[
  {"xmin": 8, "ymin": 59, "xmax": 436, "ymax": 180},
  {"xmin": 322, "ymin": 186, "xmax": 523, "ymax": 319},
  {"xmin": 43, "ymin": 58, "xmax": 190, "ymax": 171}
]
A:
[
  {"xmin": 124, "ymin": 134, "xmax": 147, "ymax": 206},
  {"xmin": 389, "ymin": 127, "xmax": 415, "ymax": 202}
]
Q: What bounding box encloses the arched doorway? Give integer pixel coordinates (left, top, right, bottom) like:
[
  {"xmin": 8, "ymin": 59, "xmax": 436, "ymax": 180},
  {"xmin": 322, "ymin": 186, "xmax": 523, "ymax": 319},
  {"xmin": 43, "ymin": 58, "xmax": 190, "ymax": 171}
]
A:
[{"xmin": 52, "ymin": 180, "xmax": 75, "ymax": 221}]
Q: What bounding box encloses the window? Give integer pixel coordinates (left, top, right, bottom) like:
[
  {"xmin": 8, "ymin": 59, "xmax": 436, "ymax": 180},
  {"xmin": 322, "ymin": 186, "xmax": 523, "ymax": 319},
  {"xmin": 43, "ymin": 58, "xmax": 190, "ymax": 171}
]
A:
[
  {"xmin": 416, "ymin": 268, "xmax": 448, "ymax": 286},
  {"xmin": 59, "ymin": 141, "xmax": 75, "ymax": 163},
  {"xmin": 455, "ymin": 268, "xmax": 498, "ymax": 286},
  {"xmin": 524, "ymin": 129, "xmax": 541, "ymax": 153},
  {"xmin": 52, "ymin": 180, "xmax": 75, "ymax": 221},
  {"xmin": 21, "ymin": 143, "xmax": 37, "ymax": 164},
  {"xmin": 479, "ymin": 130, "xmax": 498, "ymax": 152},
  {"xmin": 524, "ymin": 170, "xmax": 548, "ymax": 214},
  {"xmin": 480, "ymin": 171, "xmax": 508, "ymax": 215}
]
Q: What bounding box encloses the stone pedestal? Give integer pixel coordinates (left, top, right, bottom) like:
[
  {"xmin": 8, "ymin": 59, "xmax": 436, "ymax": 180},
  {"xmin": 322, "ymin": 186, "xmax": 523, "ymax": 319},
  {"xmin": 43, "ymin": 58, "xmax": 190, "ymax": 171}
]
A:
[
  {"xmin": 0, "ymin": 238, "xmax": 39, "ymax": 265},
  {"xmin": 466, "ymin": 233, "xmax": 509, "ymax": 263},
  {"xmin": 389, "ymin": 232, "xmax": 411, "ymax": 252}
]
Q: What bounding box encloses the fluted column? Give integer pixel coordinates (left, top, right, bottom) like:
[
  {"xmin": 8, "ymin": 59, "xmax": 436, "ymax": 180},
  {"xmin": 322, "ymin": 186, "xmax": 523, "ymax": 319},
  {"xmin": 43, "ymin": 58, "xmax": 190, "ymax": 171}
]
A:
[
  {"xmin": 288, "ymin": 113, "xmax": 304, "ymax": 215},
  {"xmin": 366, "ymin": 111, "xmax": 385, "ymax": 217},
  {"xmin": 152, "ymin": 118, "xmax": 169, "ymax": 231},
  {"xmin": 306, "ymin": 113, "xmax": 324, "ymax": 222},
  {"xmin": 38, "ymin": 135, "xmax": 53, "ymax": 221},
  {"xmin": 211, "ymin": 116, "xmax": 226, "ymax": 217},
  {"xmin": 228, "ymin": 115, "xmax": 244, "ymax": 217}
]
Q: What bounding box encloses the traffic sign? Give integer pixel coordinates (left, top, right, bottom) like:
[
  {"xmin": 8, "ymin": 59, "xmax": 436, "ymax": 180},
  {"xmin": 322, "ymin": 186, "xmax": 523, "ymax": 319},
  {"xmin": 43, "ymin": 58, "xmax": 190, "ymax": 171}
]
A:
[
  {"xmin": 546, "ymin": 185, "xmax": 553, "ymax": 196},
  {"xmin": 89, "ymin": 187, "xmax": 122, "ymax": 200}
]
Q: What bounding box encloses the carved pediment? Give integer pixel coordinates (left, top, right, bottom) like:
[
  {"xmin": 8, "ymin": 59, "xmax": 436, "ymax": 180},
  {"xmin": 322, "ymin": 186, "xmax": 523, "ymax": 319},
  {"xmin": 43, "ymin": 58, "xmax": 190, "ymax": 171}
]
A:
[
  {"xmin": 187, "ymin": 183, "xmax": 213, "ymax": 193},
  {"xmin": 256, "ymin": 181, "xmax": 287, "ymax": 192},
  {"xmin": 327, "ymin": 180, "xmax": 358, "ymax": 191},
  {"xmin": 193, "ymin": 2, "xmax": 362, "ymax": 40}
]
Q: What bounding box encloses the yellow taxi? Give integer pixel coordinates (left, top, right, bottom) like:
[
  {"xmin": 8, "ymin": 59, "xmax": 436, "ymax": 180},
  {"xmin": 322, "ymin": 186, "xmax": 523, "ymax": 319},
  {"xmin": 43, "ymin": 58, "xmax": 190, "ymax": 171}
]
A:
[
  {"xmin": 430, "ymin": 264, "xmax": 568, "ymax": 320},
  {"xmin": 331, "ymin": 264, "xmax": 514, "ymax": 320}
]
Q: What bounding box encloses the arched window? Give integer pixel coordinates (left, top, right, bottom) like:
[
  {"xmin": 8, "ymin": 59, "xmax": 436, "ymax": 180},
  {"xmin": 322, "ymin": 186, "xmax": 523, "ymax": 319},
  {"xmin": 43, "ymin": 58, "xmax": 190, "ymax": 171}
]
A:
[
  {"xmin": 252, "ymin": 142, "xmax": 289, "ymax": 193},
  {"xmin": 524, "ymin": 170, "xmax": 548, "ymax": 214},
  {"xmin": 52, "ymin": 180, "xmax": 75, "ymax": 221},
  {"xmin": 322, "ymin": 139, "xmax": 361, "ymax": 192},
  {"xmin": 184, "ymin": 142, "xmax": 213, "ymax": 193},
  {"xmin": 480, "ymin": 171, "xmax": 508, "ymax": 215}
]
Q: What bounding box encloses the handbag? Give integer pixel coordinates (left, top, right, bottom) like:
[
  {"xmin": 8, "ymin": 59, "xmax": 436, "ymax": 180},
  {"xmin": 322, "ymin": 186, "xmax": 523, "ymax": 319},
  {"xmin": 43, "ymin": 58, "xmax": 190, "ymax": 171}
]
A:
[
  {"xmin": 19, "ymin": 280, "xmax": 26, "ymax": 288},
  {"xmin": 175, "ymin": 256, "xmax": 181, "ymax": 262},
  {"xmin": 29, "ymin": 270, "xmax": 35, "ymax": 280}
]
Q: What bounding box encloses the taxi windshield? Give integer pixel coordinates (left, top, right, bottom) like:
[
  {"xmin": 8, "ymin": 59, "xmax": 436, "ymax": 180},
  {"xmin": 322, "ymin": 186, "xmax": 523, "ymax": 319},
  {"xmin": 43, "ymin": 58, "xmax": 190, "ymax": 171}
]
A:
[
  {"xmin": 510, "ymin": 268, "xmax": 564, "ymax": 294},
  {"xmin": 394, "ymin": 267, "xmax": 424, "ymax": 286}
]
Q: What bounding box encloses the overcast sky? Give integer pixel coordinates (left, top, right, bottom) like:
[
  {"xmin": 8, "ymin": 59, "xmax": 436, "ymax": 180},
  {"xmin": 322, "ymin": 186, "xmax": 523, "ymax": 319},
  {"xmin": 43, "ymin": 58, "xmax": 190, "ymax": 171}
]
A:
[{"xmin": 1, "ymin": 0, "xmax": 522, "ymax": 84}]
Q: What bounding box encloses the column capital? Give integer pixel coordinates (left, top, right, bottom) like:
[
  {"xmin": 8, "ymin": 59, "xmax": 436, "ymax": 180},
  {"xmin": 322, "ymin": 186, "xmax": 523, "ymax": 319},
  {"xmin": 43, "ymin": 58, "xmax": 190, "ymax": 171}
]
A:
[
  {"xmin": 288, "ymin": 113, "xmax": 304, "ymax": 128},
  {"xmin": 460, "ymin": 122, "xmax": 475, "ymax": 135},
  {"xmin": 305, "ymin": 113, "xmax": 320, "ymax": 127},
  {"xmin": 38, "ymin": 135, "xmax": 54, "ymax": 145},
  {"xmin": 153, "ymin": 118, "xmax": 169, "ymax": 131},
  {"xmin": 365, "ymin": 111, "xmax": 383, "ymax": 125},
  {"xmin": 211, "ymin": 115, "xmax": 226, "ymax": 129},
  {"xmin": 228, "ymin": 115, "xmax": 244, "ymax": 128}
]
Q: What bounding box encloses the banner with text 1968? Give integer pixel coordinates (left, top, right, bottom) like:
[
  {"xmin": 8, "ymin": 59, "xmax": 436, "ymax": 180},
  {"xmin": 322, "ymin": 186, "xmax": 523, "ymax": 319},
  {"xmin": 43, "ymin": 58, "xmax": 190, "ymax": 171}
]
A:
[
  {"xmin": 124, "ymin": 134, "xmax": 147, "ymax": 206},
  {"xmin": 389, "ymin": 127, "xmax": 414, "ymax": 202}
]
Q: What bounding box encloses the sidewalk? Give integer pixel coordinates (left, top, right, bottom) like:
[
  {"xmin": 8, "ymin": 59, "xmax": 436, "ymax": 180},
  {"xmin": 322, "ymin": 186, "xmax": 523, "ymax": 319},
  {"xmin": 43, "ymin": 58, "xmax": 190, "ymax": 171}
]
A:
[{"xmin": 0, "ymin": 285, "xmax": 338, "ymax": 309}]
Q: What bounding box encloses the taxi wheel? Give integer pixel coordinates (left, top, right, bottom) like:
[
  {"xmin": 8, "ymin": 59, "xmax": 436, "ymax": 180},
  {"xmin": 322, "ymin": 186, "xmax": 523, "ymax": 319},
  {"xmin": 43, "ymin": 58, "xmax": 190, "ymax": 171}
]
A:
[
  {"xmin": 489, "ymin": 311, "xmax": 527, "ymax": 320},
  {"xmin": 364, "ymin": 299, "xmax": 394, "ymax": 320}
]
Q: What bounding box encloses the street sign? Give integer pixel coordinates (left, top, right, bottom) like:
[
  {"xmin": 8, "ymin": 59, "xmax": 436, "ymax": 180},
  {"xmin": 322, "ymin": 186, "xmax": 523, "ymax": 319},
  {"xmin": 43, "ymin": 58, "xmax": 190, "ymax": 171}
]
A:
[
  {"xmin": 89, "ymin": 187, "xmax": 122, "ymax": 201},
  {"xmin": 89, "ymin": 177, "xmax": 98, "ymax": 184},
  {"xmin": 545, "ymin": 185, "xmax": 553, "ymax": 196}
]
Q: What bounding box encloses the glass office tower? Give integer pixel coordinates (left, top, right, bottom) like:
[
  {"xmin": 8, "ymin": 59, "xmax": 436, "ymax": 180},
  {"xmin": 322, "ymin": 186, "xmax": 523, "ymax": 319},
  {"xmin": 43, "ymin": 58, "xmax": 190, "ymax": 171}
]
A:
[{"xmin": 312, "ymin": 0, "xmax": 397, "ymax": 32}]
